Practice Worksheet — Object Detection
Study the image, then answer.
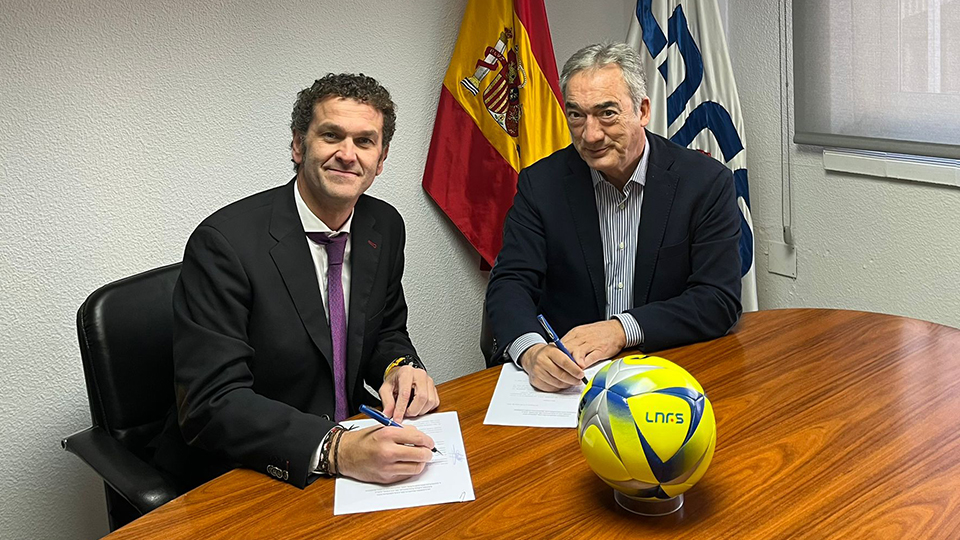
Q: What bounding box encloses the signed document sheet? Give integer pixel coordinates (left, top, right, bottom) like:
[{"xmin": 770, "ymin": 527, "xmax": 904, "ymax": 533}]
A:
[
  {"xmin": 333, "ymin": 411, "xmax": 475, "ymax": 515},
  {"xmin": 483, "ymin": 361, "xmax": 611, "ymax": 428}
]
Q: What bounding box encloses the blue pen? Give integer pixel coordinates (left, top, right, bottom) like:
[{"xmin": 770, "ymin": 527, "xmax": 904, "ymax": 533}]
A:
[
  {"xmin": 537, "ymin": 314, "xmax": 590, "ymax": 385},
  {"xmin": 358, "ymin": 404, "xmax": 441, "ymax": 454}
]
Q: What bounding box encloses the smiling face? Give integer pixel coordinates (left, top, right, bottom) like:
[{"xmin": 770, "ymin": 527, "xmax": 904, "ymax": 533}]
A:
[
  {"xmin": 292, "ymin": 96, "xmax": 388, "ymax": 221},
  {"xmin": 564, "ymin": 65, "xmax": 650, "ymax": 187}
]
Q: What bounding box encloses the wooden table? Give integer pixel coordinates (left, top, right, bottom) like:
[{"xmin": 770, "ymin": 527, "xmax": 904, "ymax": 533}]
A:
[{"xmin": 106, "ymin": 309, "xmax": 960, "ymax": 539}]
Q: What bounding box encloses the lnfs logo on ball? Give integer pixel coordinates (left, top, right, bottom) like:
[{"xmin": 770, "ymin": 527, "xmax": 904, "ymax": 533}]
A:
[{"xmin": 646, "ymin": 412, "xmax": 684, "ymax": 424}]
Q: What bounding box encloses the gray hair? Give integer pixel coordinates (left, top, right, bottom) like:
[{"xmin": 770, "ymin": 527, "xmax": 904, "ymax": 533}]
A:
[{"xmin": 559, "ymin": 43, "xmax": 648, "ymax": 112}]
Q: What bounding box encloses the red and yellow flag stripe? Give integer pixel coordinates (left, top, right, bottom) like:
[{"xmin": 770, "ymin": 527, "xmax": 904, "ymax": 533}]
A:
[{"xmin": 423, "ymin": 0, "xmax": 569, "ymax": 266}]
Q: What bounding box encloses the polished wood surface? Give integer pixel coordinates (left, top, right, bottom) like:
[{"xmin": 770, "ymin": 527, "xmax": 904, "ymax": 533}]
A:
[{"xmin": 106, "ymin": 309, "xmax": 960, "ymax": 539}]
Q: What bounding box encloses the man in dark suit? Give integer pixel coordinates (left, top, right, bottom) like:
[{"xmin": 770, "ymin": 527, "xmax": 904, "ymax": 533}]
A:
[
  {"xmin": 486, "ymin": 43, "xmax": 741, "ymax": 391},
  {"xmin": 154, "ymin": 73, "xmax": 439, "ymax": 490}
]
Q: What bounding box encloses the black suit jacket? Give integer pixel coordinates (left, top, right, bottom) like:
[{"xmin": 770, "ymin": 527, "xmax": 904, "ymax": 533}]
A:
[
  {"xmin": 485, "ymin": 131, "xmax": 741, "ymax": 365},
  {"xmin": 154, "ymin": 179, "xmax": 416, "ymax": 490}
]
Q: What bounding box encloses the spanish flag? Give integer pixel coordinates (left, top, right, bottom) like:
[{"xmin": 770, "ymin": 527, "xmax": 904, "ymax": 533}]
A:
[{"xmin": 422, "ymin": 0, "xmax": 569, "ymax": 267}]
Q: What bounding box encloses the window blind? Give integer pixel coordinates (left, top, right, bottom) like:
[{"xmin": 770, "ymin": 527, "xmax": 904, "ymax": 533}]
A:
[{"xmin": 793, "ymin": 0, "xmax": 960, "ymax": 160}]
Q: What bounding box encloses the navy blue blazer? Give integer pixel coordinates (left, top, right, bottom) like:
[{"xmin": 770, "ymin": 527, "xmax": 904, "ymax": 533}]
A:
[{"xmin": 485, "ymin": 131, "xmax": 741, "ymax": 365}]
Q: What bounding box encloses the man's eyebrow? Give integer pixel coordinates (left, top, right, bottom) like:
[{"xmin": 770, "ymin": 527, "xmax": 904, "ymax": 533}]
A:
[
  {"xmin": 564, "ymin": 100, "xmax": 621, "ymax": 112},
  {"xmin": 313, "ymin": 123, "xmax": 379, "ymax": 140},
  {"xmin": 354, "ymin": 129, "xmax": 380, "ymax": 140},
  {"xmin": 314, "ymin": 121, "xmax": 344, "ymax": 133},
  {"xmin": 592, "ymin": 101, "xmax": 621, "ymax": 111}
]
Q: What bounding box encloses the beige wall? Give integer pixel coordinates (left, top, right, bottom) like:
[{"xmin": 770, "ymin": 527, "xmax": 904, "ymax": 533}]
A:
[
  {"xmin": 0, "ymin": 1, "xmax": 632, "ymax": 537},
  {"xmin": 727, "ymin": 0, "xmax": 960, "ymax": 328}
]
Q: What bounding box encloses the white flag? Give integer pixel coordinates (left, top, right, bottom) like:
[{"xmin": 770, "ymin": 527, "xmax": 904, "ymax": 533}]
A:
[{"xmin": 627, "ymin": 0, "xmax": 758, "ymax": 312}]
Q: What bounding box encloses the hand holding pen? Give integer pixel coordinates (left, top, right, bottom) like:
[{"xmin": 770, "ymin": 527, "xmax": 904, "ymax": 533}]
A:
[
  {"xmin": 359, "ymin": 404, "xmax": 442, "ymax": 454},
  {"xmin": 537, "ymin": 315, "xmax": 590, "ymax": 385},
  {"xmin": 512, "ymin": 315, "xmax": 589, "ymax": 392}
]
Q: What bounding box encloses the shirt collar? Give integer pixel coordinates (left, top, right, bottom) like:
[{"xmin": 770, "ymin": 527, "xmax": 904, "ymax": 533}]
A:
[
  {"xmin": 293, "ymin": 179, "xmax": 353, "ymax": 236},
  {"xmin": 590, "ymin": 136, "xmax": 651, "ymax": 189}
]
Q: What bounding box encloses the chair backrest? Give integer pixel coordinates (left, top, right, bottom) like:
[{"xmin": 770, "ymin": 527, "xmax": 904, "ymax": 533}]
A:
[
  {"xmin": 77, "ymin": 263, "xmax": 181, "ymax": 454},
  {"xmin": 480, "ymin": 301, "xmax": 495, "ymax": 366}
]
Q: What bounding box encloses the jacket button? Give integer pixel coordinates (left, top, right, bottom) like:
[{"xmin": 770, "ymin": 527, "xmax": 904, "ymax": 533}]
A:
[{"xmin": 321, "ymin": 414, "xmax": 331, "ymax": 421}]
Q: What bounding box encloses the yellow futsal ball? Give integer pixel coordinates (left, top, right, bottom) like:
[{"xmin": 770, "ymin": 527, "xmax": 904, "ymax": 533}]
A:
[{"xmin": 577, "ymin": 355, "xmax": 716, "ymax": 501}]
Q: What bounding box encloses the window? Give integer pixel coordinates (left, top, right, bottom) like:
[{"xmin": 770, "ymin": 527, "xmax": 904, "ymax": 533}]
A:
[{"xmin": 793, "ymin": 0, "xmax": 960, "ymax": 160}]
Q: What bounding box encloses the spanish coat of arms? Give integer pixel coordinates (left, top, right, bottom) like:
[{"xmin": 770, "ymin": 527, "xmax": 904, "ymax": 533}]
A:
[{"xmin": 460, "ymin": 28, "xmax": 527, "ymax": 137}]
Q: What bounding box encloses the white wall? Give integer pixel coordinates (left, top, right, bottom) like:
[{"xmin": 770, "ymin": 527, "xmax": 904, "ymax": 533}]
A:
[
  {"xmin": 726, "ymin": 0, "xmax": 960, "ymax": 328},
  {"xmin": 0, "ymin": 0, "xmax": 632, "ymax": 538}
]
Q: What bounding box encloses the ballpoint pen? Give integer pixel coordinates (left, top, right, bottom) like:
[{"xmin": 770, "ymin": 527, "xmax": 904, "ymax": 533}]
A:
[
  {"xmin": 358, "ymin": 404, "xmax": 441, "ymax": 454},
  {"xmin": 537, "ymin": 314, "xmax": 590, "ymax": 385}
]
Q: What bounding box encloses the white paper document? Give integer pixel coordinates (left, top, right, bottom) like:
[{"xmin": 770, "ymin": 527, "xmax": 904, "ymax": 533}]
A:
[
  {"xmin": 483, "ymin": 361, "xmax": 611, "ymax": 428},
  {"xmin": 333, "ymin": 411, "xmax": 475, "ymax": 515}
]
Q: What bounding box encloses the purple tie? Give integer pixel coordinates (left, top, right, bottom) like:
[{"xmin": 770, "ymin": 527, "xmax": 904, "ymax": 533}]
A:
[{"xmin": 307, "ymin": 232, "xmax": 350, "ymax": 422}]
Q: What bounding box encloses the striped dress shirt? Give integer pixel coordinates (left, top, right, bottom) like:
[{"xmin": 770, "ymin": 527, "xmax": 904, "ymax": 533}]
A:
[{"xmin": 508, "ymin": 141, "xmax": 650, "ymax": 366}]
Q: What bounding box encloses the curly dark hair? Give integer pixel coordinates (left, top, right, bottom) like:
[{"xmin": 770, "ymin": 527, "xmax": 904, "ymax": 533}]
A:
[{"xmin": 290, "ymin": 73, "xmax": 396, "ymax": 171}]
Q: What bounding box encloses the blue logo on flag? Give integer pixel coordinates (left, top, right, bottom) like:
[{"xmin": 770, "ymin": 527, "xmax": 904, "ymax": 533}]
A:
[{"xmin": 636, "ymin": 1, "xmax": 754, "ymax": 279}]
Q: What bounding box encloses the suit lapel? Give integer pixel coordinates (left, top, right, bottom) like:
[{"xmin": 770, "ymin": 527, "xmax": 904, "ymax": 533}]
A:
[
  {"xmin": 634, "ymin": 133, "xmax": 679, "ymax": 304},
  {"xmin": 268, "ymin": 181, "xmax": 334, "ymax": 370},
  {"xmin": 346, "ymin": 201, "xmax": 381, "ymax": 398},
  {"xmin": 563, "ymin": 149, "xmax": 606, "ymax": 318}
]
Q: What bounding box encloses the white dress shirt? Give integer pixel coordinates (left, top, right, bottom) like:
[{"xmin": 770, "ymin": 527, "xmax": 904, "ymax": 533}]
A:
[
  {"xmin": 294, "ymin": 181, "xmax": 354, "ymax": 321},
  {"xmin": 294, "ymin": 180, "xmax": 354, "ymax": 474}
]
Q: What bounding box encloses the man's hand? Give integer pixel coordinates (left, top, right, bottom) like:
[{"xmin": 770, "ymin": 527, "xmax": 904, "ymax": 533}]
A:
[
  {"xmin": 379, "ymin": 365, "xmax": 440, "ymax": 423},
  {"xmin": 334, "ymin": 424, "xmax": 435, "ymax": 484},
  {"xmin": 562, "ymin": 319, "xmax": 627, "ymax": 367},
  {"xmin": 519, "ymin": 343, "xmax": 586, "ymax": 392}
]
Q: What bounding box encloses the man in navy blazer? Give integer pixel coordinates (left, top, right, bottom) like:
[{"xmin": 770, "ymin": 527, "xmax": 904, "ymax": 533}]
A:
[
  {"xmin": 153, "ymin": 74, "xmax": 439, "ymax": 491},
  {"xmin": 485, "ymin": 43, "xmax": 741, "ymax": 391}
]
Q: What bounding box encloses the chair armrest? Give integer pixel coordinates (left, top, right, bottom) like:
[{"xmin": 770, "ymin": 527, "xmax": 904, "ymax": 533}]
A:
[{"xmin": 62, "ymin": 426, "xmax": 176, "ymax": 515}]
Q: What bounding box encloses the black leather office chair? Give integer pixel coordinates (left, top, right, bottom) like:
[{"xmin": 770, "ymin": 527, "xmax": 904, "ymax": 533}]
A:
[
  {"xmin": 480, "ymin": 301, "xmax": 497, "ymax": 367},
  {"xmin": 62, "ymin": 263, "xmax": 181, "ymax": 531}
]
